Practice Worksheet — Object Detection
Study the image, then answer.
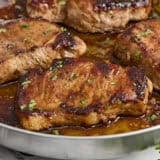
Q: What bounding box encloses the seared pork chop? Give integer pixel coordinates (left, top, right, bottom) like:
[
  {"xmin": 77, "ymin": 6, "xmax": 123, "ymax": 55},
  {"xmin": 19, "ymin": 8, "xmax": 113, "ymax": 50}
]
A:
[
  {"xmin": 115, "ymin": 19, "xmax": 160, "ymax": 91},
  {"xmin": 0, "ymin": 19, "xmax": 86, "ymax": 84},
  {"xmin": 65, "ymin": 0, "xmax": 152, "ymax": 33},
  {"xmin": 27, "ymin": 0, "xmax": 66, "ymax": 23},
  {"xmin": 17, "ymin": 58, "xmax": 152, "ymax": 131}
]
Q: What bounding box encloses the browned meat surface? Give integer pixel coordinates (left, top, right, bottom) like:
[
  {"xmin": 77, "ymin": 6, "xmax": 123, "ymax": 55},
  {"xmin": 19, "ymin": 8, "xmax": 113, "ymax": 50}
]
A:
[
  {"xmin": 65, "ymin": 0, "xmax": 152, "ymax": 33},
  {"xmin": 0, "ymin": 0, "xmax": 15, "ymax": 19},
  {"xmin": 17, "ymin": 58, "xmax": 152, "ymax": 131},
  {"xmin": 114, "ymin": 19, "xmax": 160, "ymax": 91},
  {"xmin": 0, "ymin": 19, "xmax": 86, "ymax": 84},
  {"xmin": 27, "ymin": 0, "xmax": 67, "ymax": 23}
]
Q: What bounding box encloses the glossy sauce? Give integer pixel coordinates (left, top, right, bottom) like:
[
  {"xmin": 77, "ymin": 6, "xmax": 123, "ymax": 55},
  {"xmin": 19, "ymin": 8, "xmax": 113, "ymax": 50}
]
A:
[{"xmin": 0, "ymin": 0, "xmax": 159, "ymax": 136}]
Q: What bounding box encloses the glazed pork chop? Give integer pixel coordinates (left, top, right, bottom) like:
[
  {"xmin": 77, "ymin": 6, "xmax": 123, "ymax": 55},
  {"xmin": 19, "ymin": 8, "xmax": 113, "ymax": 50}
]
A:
[
  {"xmin": 114, "ymin": 19, "xmax": 160, "ymax": 91},
  {"xmin": 65, "ymin": 0, "xmax": 152, "ymax": 33},
  {"xmin": 0, "ymin": 18, "xmax": 86, "ymax": 84},
  {"xmin": 17, "ymin": 58, "xmax": 152, "ymax": 131},
  {"xmin": 27, "ymin": 0, "xmax": 67, "ymax": 23}
]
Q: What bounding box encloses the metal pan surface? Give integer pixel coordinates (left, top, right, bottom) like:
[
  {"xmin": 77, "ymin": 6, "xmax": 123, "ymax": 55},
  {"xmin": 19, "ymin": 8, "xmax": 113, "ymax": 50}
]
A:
[{"xmin": 0, "ymin": 123, "xmax": 160, "ymax": 160}]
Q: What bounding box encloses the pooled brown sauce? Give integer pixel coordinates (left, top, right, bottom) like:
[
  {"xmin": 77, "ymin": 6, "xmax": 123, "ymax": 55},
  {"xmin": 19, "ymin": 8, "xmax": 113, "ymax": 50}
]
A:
[
  {"xmin": 0, "ymin": 0, "xmax": 159, "ymax": 136},
  {"xmin": 0, "ymin": 82, "xmax": 18, "ymax": 126}
]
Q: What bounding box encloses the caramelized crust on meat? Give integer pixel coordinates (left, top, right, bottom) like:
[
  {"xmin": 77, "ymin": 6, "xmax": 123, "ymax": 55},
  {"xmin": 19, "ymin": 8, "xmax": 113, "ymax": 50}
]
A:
[
  {"xmin": 17, "ymin": 58, "xmax": 152, "ymax": 131},
  {"xmin": 65, "ymin": 0, "xmax": 151, "ymax": 33},
  {"xmin": 27, "ymin": 0, "xmax": 67, "ymax": 23},
  {"xmin": 114, "ymin": 19, "xmax": 160, "ymax": 91},
  {"xmin": 0, "ymin": 18, "xmax": 86, "ymax": 84},
  {"xmin": 0, "ymin": 0, "xmax": 15, "ymax": 19}
]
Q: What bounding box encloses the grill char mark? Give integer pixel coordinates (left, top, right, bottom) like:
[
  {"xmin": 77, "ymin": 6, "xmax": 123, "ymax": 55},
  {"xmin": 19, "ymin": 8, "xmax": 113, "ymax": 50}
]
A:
[
  {"xmin": 94, "ymin": 0, "xmax": 149, "ymax": 11},
  {"xmin": 60, "ymin": 103, "xmax": 102, "ymax": 115},
  {"xmin": 128, "ymin": 67, "xmax": 147, "ymax": 99},
  {"xmin": 53, "ymin": 32, "xmax": 75, "ymax": 50}
]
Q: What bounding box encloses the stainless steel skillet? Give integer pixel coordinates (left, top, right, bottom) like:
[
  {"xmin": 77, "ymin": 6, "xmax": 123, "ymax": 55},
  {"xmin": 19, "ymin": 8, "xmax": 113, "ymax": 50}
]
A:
[{"xmin": 0, "ymin": 123, "xmax": 160, "ymax": 160}]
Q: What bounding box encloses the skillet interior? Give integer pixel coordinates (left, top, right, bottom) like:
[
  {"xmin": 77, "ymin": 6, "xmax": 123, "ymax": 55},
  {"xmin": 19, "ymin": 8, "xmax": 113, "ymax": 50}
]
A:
[{"xmin": 0, "ymin": 0, "xmax": 160, "ymax": 137}]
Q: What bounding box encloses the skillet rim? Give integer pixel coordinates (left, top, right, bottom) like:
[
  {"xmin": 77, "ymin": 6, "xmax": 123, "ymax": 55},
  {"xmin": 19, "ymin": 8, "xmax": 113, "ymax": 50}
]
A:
[{"xmin": 0, "ymin": 122, "xmax": 160, "ymax": 140}]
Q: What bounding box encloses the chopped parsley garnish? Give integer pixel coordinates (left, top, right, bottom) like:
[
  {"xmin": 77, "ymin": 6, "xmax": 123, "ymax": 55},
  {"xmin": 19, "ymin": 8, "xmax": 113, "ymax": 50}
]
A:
[
  {"xmin": 28, "ymin": 100, "xmax": 37, "ymax": 111},
  {"xmin": 23, "ymin": 38, "xmax": 32, "ymax": 44},
  {"xmin": 151, "ymin": 11, "xmax": 160, "ymax": 19},
  {"xmin": 52, "ymin": 75, "xmax": 58, "ymax": 81},
  {"xmin": 69, "ymin": 73, "xmax": 78, "ymax": 81},
  {"xmin": 52, "ymin": 129, "xmax": 60, "ymax": 135},
  {"xmin": 43, "ymin": 29, "xmax": 53, "ymax": 35},
  {"xmin": 60, "ymin": 27, "xmax": 67, "ymax": 32},
  {"xmin": 0, "ymin": 28, "xmax": 6, "ymax": 33},
  {"xmin": 51, "ymin": 61, "xmax": 64, "ymax": 79},
  {"xmin": 136, "ymin": 29, "xmax": 153, "ymax": 37},
  {"xmin": 21, "ymin": 24, "xmax": 30, "ymax": 29},
  {"xmin": 52, "ymin": 61, "xmax": 64, "ymax": 73},
  {"xmin": 134, "ymin": 29, "xmax": 153, "ymax": 42},
  {"xmin": 21, "ymin": 80, "xmax": 31, "ymax": 87},
  {"xmin": 80, "ymin": 99, "xmax": 87, "ymax": 107},
  {"xmin": 102, "ymin": 38, "xmax": 110, "ymax": 44},
  {"xmin": 87, "ymin": 78, "xmax": 94, "ymax": 84},
  {"xmin": 20, "ymin": 100, "xmax": 37, "ymax": 111},
  {"xmin": 134, "ymin": 51, "xmax": 142, "ymax": 61},
  {"xmin": 149, "ymin": 114, "xmax": 158, "ymax": 122},
  {"xmin": 59, "ymin": 0, "xmax": 67, "ymax": 6},
  {"xmin": 54, "ymin": 61, "xmax": 64, "ymax": 69}
]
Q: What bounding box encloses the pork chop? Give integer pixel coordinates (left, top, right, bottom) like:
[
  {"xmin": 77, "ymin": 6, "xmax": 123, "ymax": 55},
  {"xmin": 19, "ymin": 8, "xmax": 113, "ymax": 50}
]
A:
[
  {"xmin": 114, "ymin": 19, "xmax": 160, "ymax": 91},
  {"xmin": 65, "ymin": 0, "xmax": 152, "ymax": 33},
  {"xmin": 27, "ymin": 0, "xmax": 67, "ymax": 23},
  {"xmin": 17, "ymin": 58, "xmax": 152, "ymax": 131},
  {"xmin": 0, "ymin": 18, "xmax": 86, "ymax": 84}
]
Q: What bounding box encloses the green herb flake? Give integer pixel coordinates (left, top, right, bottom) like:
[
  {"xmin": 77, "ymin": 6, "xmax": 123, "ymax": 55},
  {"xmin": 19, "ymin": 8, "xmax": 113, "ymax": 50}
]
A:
[
  {"xmin": 23, "ymin": 38, "xmax": 32, "ymax": 44},
  {"xmin": 87, "ymin": 78, "xmax": 94, "ymax": 84},
  {"xmin": 59, "ymin": 0, "xmax": 66, "ymax": 6},
  {"xmin": 150, "ymin": 114, "xmax": 158, "ymax": 122},
  {"xmin": 21, "ymin": 24, "xmax": 30, "ymax": 29},
  {"xmin": 134, "ymin": 51, "xmax": 142, "ymax": 61},
  {"xmin": 0, "ymin": 28, "xmax": 6, "ymax": 33},
  {"xmin": 52, "ymin": 129, "xmax": 60, "ymax": 135},
  {"xmin": 136, "ymin": 29, "xmax": 153, "ymax": 38},
  {"xmin": 28, "ymin": 100, "xmax": 37, "ymax": 111},
  {"xmin": 69, "ymin": 73, "xmax": 78, "ymax": 81},
  {"xmin": 80, "ymin": 99, "xmax": 87, "ymax": 107},
  {"xmin": 52, "ymin": 75, "xmax": 58, "ymax": 81},
  {"xmin": 21, "ymin": 80, "xmax": 31, "ymax": 87},
  {"xmin": 102, "ymin": 38, "xmax": 110, "ymax": 44},
  {"xmin": 43, "ymin": 29, "xmax": 53, "ymax": 35},
  {"xmin": 60, "ymin": 27, "xmax": 67, "ymax": 32},
  {"xmin": 52, "ymin": 61, "xmax": 64, "ymax": 71}
]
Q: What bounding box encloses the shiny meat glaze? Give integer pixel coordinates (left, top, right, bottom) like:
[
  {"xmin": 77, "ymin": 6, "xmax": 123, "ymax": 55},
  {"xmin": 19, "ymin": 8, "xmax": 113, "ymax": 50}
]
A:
[
  {"xmin": 114, "ymin": 19, "xmax": 160, "ymax": 91},
  {"xmin": 17, "ymin": 58, "xmax": 152, "ymax": 131},
  {"xmin": 0, "ymin": 18, "xmax": 86, "ymax": 84},
  {"xmin": 64, "ymin": 0, "xmax": 151, "ymax": 33},
  {"xmin": 27, "ymin": 0, "xmax": 66, "ymax": 23}
]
